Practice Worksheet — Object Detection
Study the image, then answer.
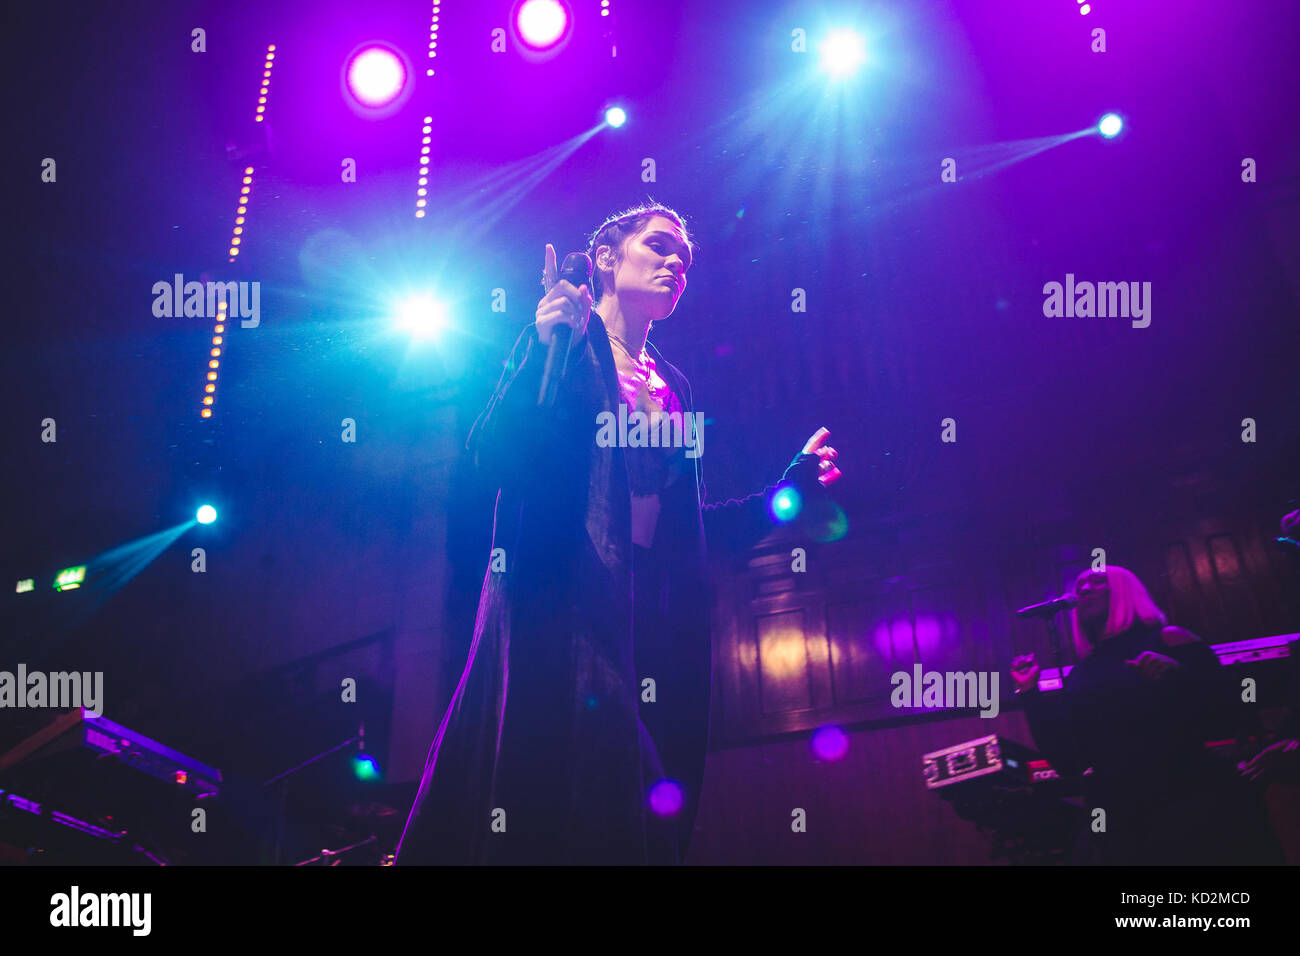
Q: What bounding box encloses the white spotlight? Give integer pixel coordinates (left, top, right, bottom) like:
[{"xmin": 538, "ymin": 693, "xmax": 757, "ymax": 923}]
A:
[
  {"xmin": 819, "ymin": 29, "xmax": 866, "ymax": 77},
  {"xmin": 395, "ymin": 294, "xmax": 447, "ymax": 340}
]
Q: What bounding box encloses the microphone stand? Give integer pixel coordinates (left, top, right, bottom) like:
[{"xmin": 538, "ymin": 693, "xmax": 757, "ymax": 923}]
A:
[
  {"xmin": 1044, "ymin": 614, "xmax": 1067, "ymax": 690},
  {"xmin": 260, "ymin": 734, "xmax": 362, "ymax": 866},
  {"xmin": 294, "ymin": 834, "xmax": 378, "ymax": 866}
]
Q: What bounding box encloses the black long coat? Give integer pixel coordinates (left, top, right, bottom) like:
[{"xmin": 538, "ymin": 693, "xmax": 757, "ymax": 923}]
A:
[{"xmin": 396, "ymin": 312, "xmax": 809, "ymax": 864}]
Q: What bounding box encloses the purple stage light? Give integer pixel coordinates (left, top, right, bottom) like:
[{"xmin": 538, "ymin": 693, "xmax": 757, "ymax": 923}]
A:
[
  {"xmin": 346, "ymin": 46, "xmax": 406, "ymax": 108},
  {"xmin": 517, "ymin": 0, "xmax": 569, "ymax": 50},
  {"xmin": 647, "ymin": 779, "xmax": 684, "ymax": 817},
  {"xmin": 811, "ymin": 725, "xmax": 849, "ymax": 762}
]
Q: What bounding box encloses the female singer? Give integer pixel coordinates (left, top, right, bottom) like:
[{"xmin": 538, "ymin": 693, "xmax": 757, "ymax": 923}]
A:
[
  {"xmin": 397, "ymin": 203, "xmax": 842, "ymax": 864},
  {"xmin": 1010, "ymin": 565, "xmax": 1282, "ymax": 864}
]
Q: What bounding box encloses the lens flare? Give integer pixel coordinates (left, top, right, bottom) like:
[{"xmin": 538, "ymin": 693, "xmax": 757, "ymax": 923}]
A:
[
  {"xmin": 647, "ymin": 779, "xmax": 684, "ymax": 817},
  {"xmin": 811, "ymin": 725, "xmax": 849, "ymax": 762}
]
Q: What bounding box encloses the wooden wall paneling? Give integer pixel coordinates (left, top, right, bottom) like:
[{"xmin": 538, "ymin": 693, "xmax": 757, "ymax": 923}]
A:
[
  {"xmin": 1207, "ymin": 531, "xmax": 1261, "ymax": 640},
  {"xmin": 1164, "ymin": 539, "xmax": 1206, "ymax": 633},
  {"xmin": 711, "ymin": 564, "xmax": 751, "ymax": 744}
]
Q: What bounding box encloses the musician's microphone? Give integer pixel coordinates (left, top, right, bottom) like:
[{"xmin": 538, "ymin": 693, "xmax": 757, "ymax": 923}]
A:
[
  {"xmin": 1014, "ymin": 593, "xmax": 1078, "ymax": 618},
  {"xmin": 538, "ymin": 252, "xmax": 593, "ymax": 408}
]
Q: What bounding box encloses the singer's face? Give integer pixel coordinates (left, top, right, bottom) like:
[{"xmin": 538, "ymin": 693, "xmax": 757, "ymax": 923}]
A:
[
  {"xmin": 607, "ymin": 216, "xmax": 692, "ymax": 320},
  {"xmin": 1074, "ymin": 570, "xmax": 1110, "ymax": 623}
]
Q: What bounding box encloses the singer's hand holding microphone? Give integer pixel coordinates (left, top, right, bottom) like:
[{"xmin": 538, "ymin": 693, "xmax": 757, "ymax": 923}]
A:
[{"xmin": 535, "ymin": 242, "xmax": 593, "ymax": 346}]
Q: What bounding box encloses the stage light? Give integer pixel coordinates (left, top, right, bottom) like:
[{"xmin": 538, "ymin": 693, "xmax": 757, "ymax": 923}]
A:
[
  {"xmin": 196, "ymin": 505, "xmax": 217, "ymax": 525},
  {"xmin": 647, "ymin": 779, "xmax": 684, "ymax": 817},
  {"xmin": 16, "ymin": 579, "xmax": 34, "ymax": 594},
  {"xmin": 771, "ymin": 486, "xmax": 802, "ymax": 523},
  {"xmin": 1098, "ymin": 113, "xmax": 1123, "ymax": 138},
  {"xmin": 604, "ymin": 106, "xmax": 627, "ymax": 128},
  {"xmin": 353, "ymin": 754, "xmax": 381, "ymax": 781},
  {"xmin": 517, "ymin": 0, "xmax": 569, "ymax": 50},
  {"xmin": 346, "ymin": 46, "xmax": 407, "ymax": 108},
  {"xmin": 819, "ymin": 29, "xmax": 866, "ymax": 77},
  {"xmin": 395, "ymin": 294, "xmax": 446, "ymax": 340},
  {"xmin": 54, "ymin": 566, "xmax": 86, "ymax": 592}
]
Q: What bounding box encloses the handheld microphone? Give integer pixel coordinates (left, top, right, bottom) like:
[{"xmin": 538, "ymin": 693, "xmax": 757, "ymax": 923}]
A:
[
  {"xmin": 538, "ymin": 252, "xmax": 593, "ymax": 409},
  {"xmin": 1014, "ymin": 593, "xmax": 1078, "ymax": 618}
]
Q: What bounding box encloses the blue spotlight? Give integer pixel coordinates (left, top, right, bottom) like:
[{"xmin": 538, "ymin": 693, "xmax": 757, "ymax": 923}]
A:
[
  {"xmin": 395, "ymin": 294, "xmax": 446, "ymax": 340},
  {"xmin": 1098, "ymin": 113, "xmax": 1123, "ymax": 138},
  {"xmin": 353, "ymin": 754, "xmax": 381, "ymax": 781},
  {"xmin": 771, "ymin": 486, "xmax": 803, "ymax": 523},
  {"xmin": 196, "ymin": 505, "xmax": 217, "ymax": 525},
  {"xmin": 604, "ymin": 106, "xmax": 627, "ymax": 128},
  {"xmin": 819, "ymin": 29, "xmax": 866, "ymax": 77}
]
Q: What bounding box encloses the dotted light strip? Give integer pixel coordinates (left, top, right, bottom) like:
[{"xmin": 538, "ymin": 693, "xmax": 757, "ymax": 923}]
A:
[
  {"xmin": 600, "ymin": 0, "xmax": 616, "ymax": 57},
  {"xmin": 199, "ymin": 45, "xmax": 275, "ymax": 419},
  {"xmin": 256, "ymin": 43, "xmax": 276, "ymax": 123},
  {"xmin": 426, "ymin": 2, "xmax": 440, "ymax": 77},
  {"xmin": 414, "ymin": 3, "xmax": 441, "ymax": 218},
  {"xmin": 229, "ymin": 165, "xmax": 254, "ymax": 263},
  {"xmin": 204, "ymin": 161, "xmax": 252, "ymax": 417},
  {"xmin": 415, "ymin": 114, "xmax": 432, "ymax": 219},
  {"xmin": 200, "ymin": 298, "xmax": 227, "ymax": 419}
]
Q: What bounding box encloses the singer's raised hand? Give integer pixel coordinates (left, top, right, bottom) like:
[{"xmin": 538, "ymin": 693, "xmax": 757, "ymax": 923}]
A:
[
  {"xmin": 535, "ymin": 242, "xmax": 593, "ymax": 346},
  {"xmin": 800, "ymin": 426, "xmax": 843, "ymax": 487},
  {"xmin": 1010, "ymin": 653, "xmax": 1040, "ymax": 693}
]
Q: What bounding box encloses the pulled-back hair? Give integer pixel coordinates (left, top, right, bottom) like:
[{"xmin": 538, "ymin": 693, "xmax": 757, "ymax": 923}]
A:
[
  {"xmin": 1068, "ymin": 565, "xmax": 1169, "ymax": 659},
  {"xmin": 585, "ymin": 200, "xmax": 697, "ymax": 307}
]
